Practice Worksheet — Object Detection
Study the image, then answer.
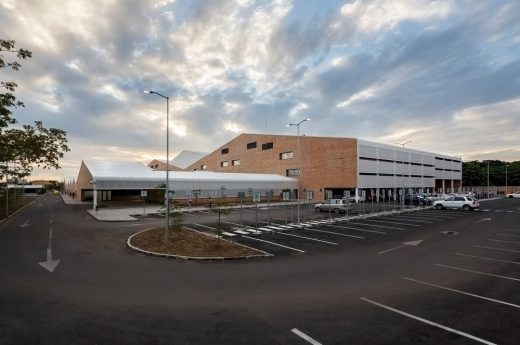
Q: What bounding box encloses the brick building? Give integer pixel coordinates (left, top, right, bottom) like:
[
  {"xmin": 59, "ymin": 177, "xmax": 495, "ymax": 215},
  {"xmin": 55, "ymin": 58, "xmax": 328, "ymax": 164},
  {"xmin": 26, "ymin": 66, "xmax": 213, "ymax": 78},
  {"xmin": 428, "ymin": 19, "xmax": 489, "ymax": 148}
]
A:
[{"xmin": 183, "ymin": 133, "xmax": 462, "ymax": 201}]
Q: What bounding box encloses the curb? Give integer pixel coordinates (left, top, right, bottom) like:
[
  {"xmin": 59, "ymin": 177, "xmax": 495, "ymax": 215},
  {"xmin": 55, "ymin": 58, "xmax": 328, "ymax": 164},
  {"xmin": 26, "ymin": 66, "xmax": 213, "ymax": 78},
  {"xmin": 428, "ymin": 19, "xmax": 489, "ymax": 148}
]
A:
[
  {"xmin": 127, "ymin": 227, "xmax": 273, "ymax": 260},
  {"xmin": 0, "ymin": 196, "xmax": 40, "ymax": 226}
]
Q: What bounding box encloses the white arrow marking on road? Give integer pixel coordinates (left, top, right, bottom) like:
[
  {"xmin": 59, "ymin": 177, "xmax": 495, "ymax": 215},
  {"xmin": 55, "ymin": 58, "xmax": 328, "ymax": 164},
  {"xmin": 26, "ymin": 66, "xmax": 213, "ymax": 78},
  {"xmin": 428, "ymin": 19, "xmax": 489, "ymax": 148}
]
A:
[
  {"xmin": 378, "ymin": 240, "xmax": 423, "ymax": 255},
  {"xmin": 39, "ymin": 248, "xmax": 60, "ymax": 273},
  {"xmin": 39, "ymin": 214, "xmax": 60, "ymax": 273},
  {"xmin": 474, "ymin": 218, "xmax": 492, "ymax": 224},
  {"xmin": 19, "ymin": 220, "xmax": 30, "ymax": 228}
]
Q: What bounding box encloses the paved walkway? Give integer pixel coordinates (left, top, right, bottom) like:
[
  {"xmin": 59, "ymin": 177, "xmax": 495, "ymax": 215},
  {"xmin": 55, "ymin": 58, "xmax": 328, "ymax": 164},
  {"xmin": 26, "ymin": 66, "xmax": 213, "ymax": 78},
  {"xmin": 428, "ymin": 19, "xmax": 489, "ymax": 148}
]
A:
[{"xmin": 61, "ymin": 194, "xmax": 90, "ymax": 205}]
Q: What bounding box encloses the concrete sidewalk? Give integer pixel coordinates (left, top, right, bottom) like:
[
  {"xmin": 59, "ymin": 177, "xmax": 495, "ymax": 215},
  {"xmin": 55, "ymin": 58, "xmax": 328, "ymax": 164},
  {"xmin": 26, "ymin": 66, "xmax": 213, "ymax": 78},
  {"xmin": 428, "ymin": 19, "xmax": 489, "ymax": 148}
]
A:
[{"xmin": 61, "ymin": 194, "xmax": 90, "ymax": 205}]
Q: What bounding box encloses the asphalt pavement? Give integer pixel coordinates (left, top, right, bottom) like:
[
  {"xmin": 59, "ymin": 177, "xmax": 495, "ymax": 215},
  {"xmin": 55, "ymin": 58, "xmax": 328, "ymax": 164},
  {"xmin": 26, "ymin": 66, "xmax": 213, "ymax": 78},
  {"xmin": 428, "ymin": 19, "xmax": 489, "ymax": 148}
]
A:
[{"xmin": 1, "ymin": 193, "xmax": 519, "ymax": 344}]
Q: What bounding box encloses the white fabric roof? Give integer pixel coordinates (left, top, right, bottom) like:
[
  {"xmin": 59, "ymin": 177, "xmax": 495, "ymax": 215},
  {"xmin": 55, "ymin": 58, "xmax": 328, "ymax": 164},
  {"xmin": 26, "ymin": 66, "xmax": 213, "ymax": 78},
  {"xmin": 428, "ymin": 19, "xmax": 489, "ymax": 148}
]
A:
[{"xmin": 82, "ymin": 160, "xmax": 297, "ymax": 191}]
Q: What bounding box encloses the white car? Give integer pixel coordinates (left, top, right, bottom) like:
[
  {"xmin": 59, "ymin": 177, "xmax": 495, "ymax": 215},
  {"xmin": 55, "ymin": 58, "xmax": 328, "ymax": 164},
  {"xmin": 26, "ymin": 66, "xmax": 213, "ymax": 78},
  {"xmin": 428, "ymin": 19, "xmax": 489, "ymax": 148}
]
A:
[
  {"xmin": 433, "ymin": 196, "xmax": 479, "ymax": 211},
  {"xmin": 507, "ymin": 191, "xmax": 520, "ymax": 199},
  {"xmin": 315, "ymin": 199, "xmax": 351, "ymax": 214}
]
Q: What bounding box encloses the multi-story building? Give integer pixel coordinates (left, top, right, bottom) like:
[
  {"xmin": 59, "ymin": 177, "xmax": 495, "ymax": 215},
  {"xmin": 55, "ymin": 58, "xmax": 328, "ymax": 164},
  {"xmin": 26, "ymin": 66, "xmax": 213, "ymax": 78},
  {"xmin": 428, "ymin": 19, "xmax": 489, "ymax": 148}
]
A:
[{"xmin": 184, "ymin": 133, "xmax": 462, "ymax": 201}]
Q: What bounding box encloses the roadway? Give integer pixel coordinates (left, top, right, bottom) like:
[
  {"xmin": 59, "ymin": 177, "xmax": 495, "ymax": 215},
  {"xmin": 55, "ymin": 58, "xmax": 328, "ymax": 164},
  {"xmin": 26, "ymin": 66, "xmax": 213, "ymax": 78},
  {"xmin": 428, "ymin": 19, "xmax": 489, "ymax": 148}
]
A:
[{"xmin": 1, "ymin": 194, "xmax": 519, "ymax": 344}]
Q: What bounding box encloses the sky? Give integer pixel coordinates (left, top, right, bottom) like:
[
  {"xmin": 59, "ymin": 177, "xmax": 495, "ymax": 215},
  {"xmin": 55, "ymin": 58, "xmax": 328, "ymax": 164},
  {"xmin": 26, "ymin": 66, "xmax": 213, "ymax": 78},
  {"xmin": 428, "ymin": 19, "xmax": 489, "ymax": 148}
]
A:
[{"xmin": 1, "ymin": 0, "xmax": 519, "ymax": 180}]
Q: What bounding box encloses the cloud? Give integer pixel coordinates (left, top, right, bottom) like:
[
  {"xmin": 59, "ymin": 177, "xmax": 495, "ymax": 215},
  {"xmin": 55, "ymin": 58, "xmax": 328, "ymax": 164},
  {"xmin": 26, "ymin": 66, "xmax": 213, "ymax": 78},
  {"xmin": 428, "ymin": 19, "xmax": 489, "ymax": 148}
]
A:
[
  {"xmin": 1, "ymin": 0, "xmax": 519, "ymax": 181},
  {"xmin": 340, "ymin": 0, "xmax": 453, "ymax": 34}
]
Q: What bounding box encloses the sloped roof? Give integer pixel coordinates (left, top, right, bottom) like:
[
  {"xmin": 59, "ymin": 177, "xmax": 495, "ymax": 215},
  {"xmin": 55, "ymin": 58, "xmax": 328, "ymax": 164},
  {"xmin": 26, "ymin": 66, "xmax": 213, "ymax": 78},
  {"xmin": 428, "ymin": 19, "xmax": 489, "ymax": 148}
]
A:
[
  {"xmin": 81, "ymin": 160, "xmax": 297, "ymax": 190},
  {"xmin": 171, "ymin": 150, "xmax": 208, "ymax": 169}
]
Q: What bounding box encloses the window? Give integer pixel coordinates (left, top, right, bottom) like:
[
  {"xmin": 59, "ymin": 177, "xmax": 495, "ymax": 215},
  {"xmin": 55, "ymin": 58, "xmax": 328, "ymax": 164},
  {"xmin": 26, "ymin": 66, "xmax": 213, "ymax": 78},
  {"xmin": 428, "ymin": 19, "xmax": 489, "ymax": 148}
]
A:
[
  {"xmin": 247, "ymin": 142, "xmax": 257, "ymax": 149},
  {"xmin": 201, "ymin": 164, "xmax": 207, "ymax": 170},
  {"xmin": 359, "ymin": 157, "xmax": 377, "ymax": 161},
  {"xmin": 221, "ymin": 148, "xmax": 229, "ymax": 154},
  {"xmin": 232, "ymin": 159, "xmax": 240, "ymax": 166},
  {"xmin": 262, "ymin": 142, "xmax": 273, "ymax": 150},
  {"xmin": 359, "ymin": 172, "xmax": 377, "ymax": 176},
  {"xmin": 221, "ymin": 161, "xmax": 229, "ymax": 167},
  {"xmin": 280, "ymin": 152, "xmax": 293, "ymax": 160},
  {"xmin": 286, "ymin": 168, "xmax": 300, "ymax": 177},
  {"xmin": 155, "ymin": 164, "xmax": 158, "ymax": 168}
]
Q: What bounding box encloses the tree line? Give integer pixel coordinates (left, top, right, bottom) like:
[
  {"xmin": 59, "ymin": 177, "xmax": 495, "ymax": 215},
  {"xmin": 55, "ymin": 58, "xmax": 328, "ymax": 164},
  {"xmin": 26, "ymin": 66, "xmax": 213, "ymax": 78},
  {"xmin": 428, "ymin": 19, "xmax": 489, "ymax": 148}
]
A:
[{"xmin": 462, "ymin": 160, "xmax": 520, "ymax": 186}]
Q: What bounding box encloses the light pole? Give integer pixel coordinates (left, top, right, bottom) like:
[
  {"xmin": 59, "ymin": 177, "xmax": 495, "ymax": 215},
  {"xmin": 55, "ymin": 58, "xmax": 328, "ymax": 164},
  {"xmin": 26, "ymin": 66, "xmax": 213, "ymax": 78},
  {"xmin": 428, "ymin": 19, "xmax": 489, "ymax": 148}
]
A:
[
  {"xmin": 288, "ymin": 118, "xmax": 310, "ymax": 225},
  {"xmin": 143, "ymin": 90, "xmax": 170, "ymax": 242},
  {"xmin": 459, "ymin": 155, "xmax": 464, "ymax": 193},
  {"xmin": 396, "ymin": 140, "xmax": 412, "ymax": 206},
  {"xmin": 505, "ymin": 162, "xmax": 508, "ymax": 196},
  {"xmin": 487, "ymin": 160, "xmax": 490, "ymax": 199}
]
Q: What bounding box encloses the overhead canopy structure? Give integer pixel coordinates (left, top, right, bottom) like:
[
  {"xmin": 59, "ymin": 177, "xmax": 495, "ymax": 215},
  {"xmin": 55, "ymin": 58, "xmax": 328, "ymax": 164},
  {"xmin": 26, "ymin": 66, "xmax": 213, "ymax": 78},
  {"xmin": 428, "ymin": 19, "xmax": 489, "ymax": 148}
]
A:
[{"xmin": 75, "ymin": 160, "xmax": 297, "ymax": 201}]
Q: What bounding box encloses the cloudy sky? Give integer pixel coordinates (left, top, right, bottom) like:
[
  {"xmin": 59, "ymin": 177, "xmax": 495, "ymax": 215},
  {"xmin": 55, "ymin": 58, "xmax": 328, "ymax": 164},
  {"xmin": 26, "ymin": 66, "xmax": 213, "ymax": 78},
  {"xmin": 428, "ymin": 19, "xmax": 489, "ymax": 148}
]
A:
[{"xmin": 2, "ymin": 0, "xmax": 519, "ymax": 180}]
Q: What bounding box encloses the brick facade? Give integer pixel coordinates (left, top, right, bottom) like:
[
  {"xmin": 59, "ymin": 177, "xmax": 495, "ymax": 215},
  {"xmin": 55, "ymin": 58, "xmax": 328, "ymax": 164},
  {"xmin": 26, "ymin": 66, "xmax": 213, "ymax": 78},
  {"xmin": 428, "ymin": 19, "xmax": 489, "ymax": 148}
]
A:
[{"xmin": 185, "ymin": 134, "xmax": 358, "ymax": 200}]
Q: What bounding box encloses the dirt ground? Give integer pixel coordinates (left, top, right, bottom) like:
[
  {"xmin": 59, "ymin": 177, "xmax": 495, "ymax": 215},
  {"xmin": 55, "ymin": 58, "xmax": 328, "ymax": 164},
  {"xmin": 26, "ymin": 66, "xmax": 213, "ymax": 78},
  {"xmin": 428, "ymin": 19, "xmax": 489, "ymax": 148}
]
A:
[{"xmin": 129, "ymin": 227, "xmax": 266, "ymax": 258}]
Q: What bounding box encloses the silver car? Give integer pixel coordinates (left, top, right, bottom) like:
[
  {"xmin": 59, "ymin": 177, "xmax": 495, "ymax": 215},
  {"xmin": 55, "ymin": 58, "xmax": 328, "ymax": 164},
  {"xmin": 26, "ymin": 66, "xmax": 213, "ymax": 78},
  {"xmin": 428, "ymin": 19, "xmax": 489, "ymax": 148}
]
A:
[
  {"xmin": 433, "ymin": 196, "xmax": 479, "ymax": 211},
  {"xmin": 315, "ymin": 199, "xmax": 351, "ymax": 214}
]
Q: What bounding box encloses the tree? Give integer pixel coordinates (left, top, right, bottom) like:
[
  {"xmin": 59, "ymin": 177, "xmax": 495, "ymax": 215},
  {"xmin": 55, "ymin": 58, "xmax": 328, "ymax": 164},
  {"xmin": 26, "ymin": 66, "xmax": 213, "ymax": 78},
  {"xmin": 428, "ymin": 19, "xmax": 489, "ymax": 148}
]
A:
[
  {"xmin": 1, "ymin": 39, "xmax": 69, "ymax": 180},
  {"xmin": 211, "ymin": 201, "xmax": 231, "ymax": 246}
]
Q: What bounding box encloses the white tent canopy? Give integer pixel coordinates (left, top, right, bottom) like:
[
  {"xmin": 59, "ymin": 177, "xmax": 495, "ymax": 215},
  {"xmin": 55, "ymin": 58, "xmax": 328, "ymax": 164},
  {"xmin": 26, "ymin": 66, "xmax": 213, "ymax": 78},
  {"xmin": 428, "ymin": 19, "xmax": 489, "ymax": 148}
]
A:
[{"xmin": 82, "ymin": 160, "xmax": 297, "ymax": 193}]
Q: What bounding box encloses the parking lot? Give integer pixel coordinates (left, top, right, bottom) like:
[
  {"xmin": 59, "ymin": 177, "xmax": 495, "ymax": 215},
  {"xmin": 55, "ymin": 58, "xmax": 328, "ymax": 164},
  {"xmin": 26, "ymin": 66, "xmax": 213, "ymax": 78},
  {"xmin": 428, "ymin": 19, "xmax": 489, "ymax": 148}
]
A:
[
  {"xmin": 2, "ymin": 195, "xmax": 520, "ymax": 344},
  {"xmin": 120, "ymin": 198, "xmax": 520, "ymax": 344},
  {"xmin": 171, "ymin": 203, "xmax": 486, "ymax": 257}
]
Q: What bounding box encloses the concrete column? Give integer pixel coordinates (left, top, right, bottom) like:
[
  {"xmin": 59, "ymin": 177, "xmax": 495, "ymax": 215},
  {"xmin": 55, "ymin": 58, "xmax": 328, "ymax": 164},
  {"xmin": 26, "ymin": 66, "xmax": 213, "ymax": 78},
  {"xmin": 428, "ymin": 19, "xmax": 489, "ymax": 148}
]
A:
[
  {"xmin": 442, "ymin": 180, "xmax": 445, "ymax": 194},
  {"xmin": 93, "ymin": 187, "xmax": 97, "ymax": 210},
  {"xmin": 450, "ymin": 179, "xmax": 454, "ymax": 194}
]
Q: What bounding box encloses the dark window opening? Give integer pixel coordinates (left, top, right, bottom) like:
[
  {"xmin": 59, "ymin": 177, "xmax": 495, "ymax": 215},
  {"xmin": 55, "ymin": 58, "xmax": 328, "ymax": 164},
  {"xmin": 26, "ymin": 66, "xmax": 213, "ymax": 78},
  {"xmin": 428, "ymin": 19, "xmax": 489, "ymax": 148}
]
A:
[
  {"xmin": 221, "ymin": 148, "xmax": 229, "ymax": 154},
  {"xmin": 262, "ymin": 142, "xmax": 273, "ymax": 150},
  {"xmin": 247, "ymin": 142, "xmax": 257, "ymax": 149}
]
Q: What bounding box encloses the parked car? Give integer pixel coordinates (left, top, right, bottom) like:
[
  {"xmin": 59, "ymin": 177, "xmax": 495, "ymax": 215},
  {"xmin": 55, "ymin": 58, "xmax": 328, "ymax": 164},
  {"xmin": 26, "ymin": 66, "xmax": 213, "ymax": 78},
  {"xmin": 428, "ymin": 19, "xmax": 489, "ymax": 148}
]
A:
[
  {"xmin": 400, "ymin": 193, "xmax": 425, "ymax": 204},
  {"xmin": 507, "ymin": 191, "xmax": 520, "ymax": 199},
  {"xmin": 433, "ymin": 196, "xmax": 479, "ymax": 211},
  {"xmin": 425, "ymin": 194, "xmax": 448, "ymax": 202},
  {"xmin": 315, "ymin": 199, "xmax": 351, "ymax": 214},
  {"xmin": 344, "ymin": 195, "xmax": 365, "ymax": 203}
]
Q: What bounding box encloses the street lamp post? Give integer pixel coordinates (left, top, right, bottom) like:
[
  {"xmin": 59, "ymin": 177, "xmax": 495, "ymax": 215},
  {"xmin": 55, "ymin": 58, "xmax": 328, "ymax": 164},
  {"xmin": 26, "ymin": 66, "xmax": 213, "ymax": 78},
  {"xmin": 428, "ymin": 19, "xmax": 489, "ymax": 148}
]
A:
[
  {"xmin": 288, "ymin": 118, "xmax": 310, "ymax": 225},
  {"xmin": 143, "ymin": 90, "xmax": 170, "ymax": 242},
  {"xmin": 487, "ymin": 160, "xmax": 490, "ymax": 199},
  {"xmin": 459, "ymin": 155, "xmax": 464, "ymax": 193},
  {"xmin": 505, "ymin": 162, "xmax": 508, "ymax": 196},
  {"xmin": 396, "ymin": 140, "xmax": 412, "ymax": 207}
]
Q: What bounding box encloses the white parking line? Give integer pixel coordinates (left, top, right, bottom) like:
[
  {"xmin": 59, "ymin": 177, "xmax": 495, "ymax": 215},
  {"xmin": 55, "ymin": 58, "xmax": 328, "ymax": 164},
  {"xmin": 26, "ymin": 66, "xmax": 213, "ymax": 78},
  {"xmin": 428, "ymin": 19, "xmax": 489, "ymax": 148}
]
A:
[
  {"xmin": 303, "ymin": 228, "xmax": 365, "ymax": 239},
  {"xmin": 473, "ymin": 245, "xmax": 520, "ymax": 253},
  {"xmin": 487, "ymin": 239, "xmax": 520, "ymax": 245},
  {"xmin": 405, "ymin": 277, "xmax": 520, "ymax": 309},
  {"xmin": 397, "ymin": 215, "xmax": 453, "ymax": 221},
  {"xmin": 222, "ymin": 221, "xmax": 245, "ymax": 227},
  {"xmin": 455, "ymin": 252, "xmax": 520, "ymax": 265},
  {"xmin": 360, "ymin": 297, "xmax": 496, "ymax": 345},
  {"xmin": 386, "ymin": 217, "xmax": 433, "ymax": 224},
  {"xmin": 276, "ymin": 232, "xmax": 338, "ymax": 245},
  {"xmin": 362, "ymin": 219, "xmax": 420, "ymax": 227},
  {"xmin": 328, "ymin": 224, "xmax": 387, "ymax": 235},
  {"xmin": 434, "ymin": 263, "xmax": 520, "ymax": 282},
  {"xmin": 412, "ymin": 213, "xmax": 456, "ymax": 219},
  {"xmin": 291, "ymin": 328, "xmax": 322, "ymax": 345},
  {"xmin": 241, "ymin": 235, "xmax": 305, "ymax": 253},
  {"xmin": 193, "ymin": 223, "xmax": 218, "ymax": 231},
  {"xmin": 346, "ymin": 221, "xmax": 404, "ymax": 230}
]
